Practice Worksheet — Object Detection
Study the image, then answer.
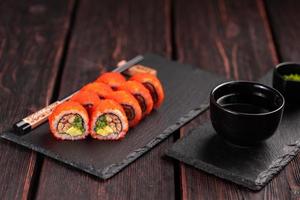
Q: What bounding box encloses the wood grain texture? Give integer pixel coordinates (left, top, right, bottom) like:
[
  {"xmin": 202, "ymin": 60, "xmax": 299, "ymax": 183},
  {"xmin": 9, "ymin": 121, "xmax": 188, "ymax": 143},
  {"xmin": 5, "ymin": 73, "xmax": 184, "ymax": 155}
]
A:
[
  {"xmin": 0, "ymin": 0, "xmax": 74, "ymax": 199},
  {"xmin": 266, "ymin": 1, "xmax": 300, "ymax": 199},
  {"xmin": 266, "ymin": 0, "xmax": 300, "ymax": 62},
  {"xmin": 174, "ymin": 0, "xmax": 293, "ymax": 199},
  {"xmin": 35, "ymin": 0, "xmax": 175, "ymax": 199},
  {"xmin": 175, "ymin": 0, "xmax": 277, "ymax": 80}
]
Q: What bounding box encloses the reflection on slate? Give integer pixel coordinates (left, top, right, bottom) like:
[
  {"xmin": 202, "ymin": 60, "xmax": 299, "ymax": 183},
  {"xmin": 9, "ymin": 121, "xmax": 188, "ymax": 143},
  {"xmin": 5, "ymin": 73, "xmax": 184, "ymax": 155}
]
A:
[
  {"xmin": 0, "ymin": 54, "xmax": 227, "ymax": 179},
  {"xmin": 166, "ymin": 72, "xmax": 300, "ymax": 190}
]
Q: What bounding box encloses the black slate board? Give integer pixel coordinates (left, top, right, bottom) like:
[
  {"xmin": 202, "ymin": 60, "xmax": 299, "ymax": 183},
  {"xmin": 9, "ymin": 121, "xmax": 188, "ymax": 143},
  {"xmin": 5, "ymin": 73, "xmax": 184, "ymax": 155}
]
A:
[
  {"xmin": 166, "ymin": 71, "xmax": 300, "ymax": 190},
  {"xmin": 1, "ymin": 54, "xmax": 226, "ymax": 179}
]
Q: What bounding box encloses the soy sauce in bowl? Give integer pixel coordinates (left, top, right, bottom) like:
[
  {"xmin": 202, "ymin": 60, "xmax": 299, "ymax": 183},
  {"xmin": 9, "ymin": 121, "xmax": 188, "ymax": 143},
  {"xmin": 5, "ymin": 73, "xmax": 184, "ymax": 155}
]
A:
[
  {"xmin": 210, "ymin": 81, "xmax": 285, "ymax": 146},
  {"xmin": 222, "ymin": 103, "xmax": 270, "ymax": 114},
  {"xmin": 216, "ymin": 94, "xmax": 273, "ymax": 114}
]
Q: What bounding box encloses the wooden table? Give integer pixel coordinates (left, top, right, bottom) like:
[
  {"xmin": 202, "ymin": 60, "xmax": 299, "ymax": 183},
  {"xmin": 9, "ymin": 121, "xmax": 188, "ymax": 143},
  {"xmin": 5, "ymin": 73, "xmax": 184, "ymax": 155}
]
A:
[{"xmin": 1, "ymin": 0, "xmax": 299, "ymax": 199}]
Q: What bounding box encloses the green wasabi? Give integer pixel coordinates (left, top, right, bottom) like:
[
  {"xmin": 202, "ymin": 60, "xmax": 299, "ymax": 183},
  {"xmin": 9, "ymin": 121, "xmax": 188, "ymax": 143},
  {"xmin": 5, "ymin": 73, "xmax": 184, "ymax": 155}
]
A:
[{"xmin": 283, "ymin": 74, "xmax": 300, "ymax": 81}]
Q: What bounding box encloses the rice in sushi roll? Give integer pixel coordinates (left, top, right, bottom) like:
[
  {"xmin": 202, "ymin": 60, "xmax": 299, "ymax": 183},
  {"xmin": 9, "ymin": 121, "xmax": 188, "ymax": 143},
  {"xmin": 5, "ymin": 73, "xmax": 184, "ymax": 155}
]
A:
[
  {"xmin": 130, "ymin": 73, "xmax": 165, "ymax": 108},
  {"xmin": 81, "ymin": 82, "xmax": 112, "ymax": 99},
  {"xmin": 118, "ymin": 80, "xmax": 153, "ymax": 116},
  {"xmin": 49, "ymin": 101, "xmax": 89, "ymax": 140},
  {"xmin": 108, "ymin": 90, "xmax": 142, "ymax": 127},
  {"xmin": 96, "ymin": 72, "xmax": 126, "ymax": 90},
  {"xmin": 90, "ymin": 99, "xmax": 128, "ymax": 140}
]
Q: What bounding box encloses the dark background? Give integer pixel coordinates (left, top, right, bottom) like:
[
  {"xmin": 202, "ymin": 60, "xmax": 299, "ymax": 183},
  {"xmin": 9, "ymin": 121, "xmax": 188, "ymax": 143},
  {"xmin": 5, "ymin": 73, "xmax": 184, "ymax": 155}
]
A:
[{"xmin": 0, "ymin": 0, "xmax": 300, "ymax": 199}]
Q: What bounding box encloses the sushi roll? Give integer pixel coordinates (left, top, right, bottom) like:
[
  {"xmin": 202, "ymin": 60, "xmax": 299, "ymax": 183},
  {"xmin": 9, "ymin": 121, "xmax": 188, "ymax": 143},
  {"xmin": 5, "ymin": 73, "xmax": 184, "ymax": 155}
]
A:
[
  {"xmin": 108, "ymin": 90, "xmax": 142, "ymax": 127},
  {"xmin": 81, "ymin": 82, "xmax": 112, "ymax": 99},
  {"xmin": 130, "ymin": 73, "xmax": 165, "ymax": 109},
  {"xmin": 118, "ymin": 80, "xmax": 153, "ymax": 116},
  {"xmin": 96, "ymin": 72, "xmax": 126, "ymax": 90},
  {"xmin": 70, "ymin": 90, "xmax": 101, "ymax": 114},
  {"xmin": 49, "ymin": 101, "xmax": 89, "ymax": 140},
  {"xmin": 90, "ymin": 99, "xmax": 128, "ymax": 140}
]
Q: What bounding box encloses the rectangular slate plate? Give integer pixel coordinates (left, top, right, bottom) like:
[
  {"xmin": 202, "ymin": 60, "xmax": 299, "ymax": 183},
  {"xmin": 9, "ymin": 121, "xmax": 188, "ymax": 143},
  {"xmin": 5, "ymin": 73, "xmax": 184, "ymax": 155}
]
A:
[
  {"xmin": 0, "ymin": 54, "xmax": 227, "ymax": 179},
  {"xmin": 166, "ymin": 71, "xmax": 300, "ymax": 190}
]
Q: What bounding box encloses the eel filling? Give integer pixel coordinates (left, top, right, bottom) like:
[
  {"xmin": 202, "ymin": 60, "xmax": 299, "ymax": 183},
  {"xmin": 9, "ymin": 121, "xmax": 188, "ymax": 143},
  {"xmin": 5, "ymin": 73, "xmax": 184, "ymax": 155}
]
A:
[
  {"xmin": 95, "ymin": 113, "xmax": 122, "ymax": 136},
  {"xmin": 57, "ymin": 114, "xmax": 85, "ymax": 136}
]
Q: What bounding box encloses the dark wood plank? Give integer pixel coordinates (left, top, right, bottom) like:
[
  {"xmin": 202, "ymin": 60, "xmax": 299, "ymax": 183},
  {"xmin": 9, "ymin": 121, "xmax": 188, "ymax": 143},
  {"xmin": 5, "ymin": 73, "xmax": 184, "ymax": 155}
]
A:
[
  {"xmin": 175, "ymin": 0, "xmax": 278, "ymax": 78},
  {"xmin": 174, "ymin": 0, "xmax": 293, "ymax": 199},
  {"xmin": 266, "ymin": 0, "xmax": 300, "ymax": 62},
  {"xmin": 35, "ymin": 0, "xmax": 175, "ymax": 199},
  {"xmin": 0, "ymin": 0, "xmax": 75, "ymax": 199},
  {"xmin": 266, "ymin": 1, "xmax": 300, "ymax": 199}
]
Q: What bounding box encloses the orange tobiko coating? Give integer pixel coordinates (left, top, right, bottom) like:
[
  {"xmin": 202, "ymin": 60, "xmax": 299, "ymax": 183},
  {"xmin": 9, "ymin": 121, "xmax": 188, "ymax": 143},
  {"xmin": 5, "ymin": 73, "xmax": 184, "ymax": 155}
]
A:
[
  {"xmin": 108, "ymin": 90, "xmax": 142, "ymax": 127},
  {"xmin": 96, "ymin": 72, "xmax": 126, "ymax": 90},
  {"xmin": 130, "ymin": 73, "xmax": 164, "ymax": 108}
]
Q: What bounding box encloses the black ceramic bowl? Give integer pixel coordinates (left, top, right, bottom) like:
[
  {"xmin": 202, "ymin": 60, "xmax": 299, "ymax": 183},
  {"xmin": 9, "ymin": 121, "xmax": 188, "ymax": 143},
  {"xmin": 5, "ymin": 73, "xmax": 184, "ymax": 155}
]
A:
[
  {"xmin": 210, "ymin": 81, "xmax": 285, "ymax": 146},
  {"xmin": 273, "ymin": 62, "xmax": 300, "ymax": 104}
]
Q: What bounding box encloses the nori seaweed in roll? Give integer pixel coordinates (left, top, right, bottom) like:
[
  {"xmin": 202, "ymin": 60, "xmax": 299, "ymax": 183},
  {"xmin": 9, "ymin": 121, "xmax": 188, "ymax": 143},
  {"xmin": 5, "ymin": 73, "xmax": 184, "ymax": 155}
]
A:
[
  {"xmin": 49, "ymin": 101, "xmax": 89, "ymax": 140},
  {"xmin": 90, "ymin": 99, "xmax": 128, "ymax": 140},
  {"xmin": 118, "ymin": 80, "xmax": 153, "ymax": 116},
  {"xmin": 108, "ymin": 90, "xmax": 142, "ymax": 127},
  {"xmin": 130, "ymin": 73, "xmax": 165, "ymax": 109}
]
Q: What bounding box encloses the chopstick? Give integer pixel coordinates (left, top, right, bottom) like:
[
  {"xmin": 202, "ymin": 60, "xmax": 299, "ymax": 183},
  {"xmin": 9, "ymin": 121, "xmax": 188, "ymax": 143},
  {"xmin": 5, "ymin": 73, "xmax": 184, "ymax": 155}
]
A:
[{"xmin": 14, "ymin": 55, "xmax": 144, "ymax": 134}]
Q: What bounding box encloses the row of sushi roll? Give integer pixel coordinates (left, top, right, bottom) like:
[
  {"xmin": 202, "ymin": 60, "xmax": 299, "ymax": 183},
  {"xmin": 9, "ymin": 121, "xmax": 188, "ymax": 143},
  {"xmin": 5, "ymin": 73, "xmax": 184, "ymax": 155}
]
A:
[{"xmin": 49, "ymin": 71, "xmax": 164, "ymax": 140}]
